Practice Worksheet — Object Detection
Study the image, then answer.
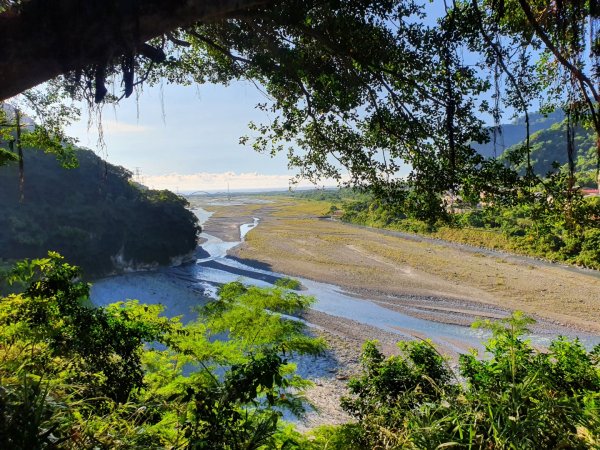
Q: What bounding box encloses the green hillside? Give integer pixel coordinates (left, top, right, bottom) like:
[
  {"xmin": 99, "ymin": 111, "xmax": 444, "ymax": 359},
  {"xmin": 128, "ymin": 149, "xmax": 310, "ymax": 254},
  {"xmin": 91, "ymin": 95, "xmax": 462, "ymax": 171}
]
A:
[
  {"xmin": 0, "ymin": 148, "xmax": 200, "ymax": 277},
  {"xmin": 473, "ymin": 110, "xmax": 565, "ymax": 158},
  {"xmin": 474, "ymin": 110, "xmax": 598, "ymax": 187},
  {"xmin": 506, "ymin": 120, "xmax": 598, "ymax": 187}
]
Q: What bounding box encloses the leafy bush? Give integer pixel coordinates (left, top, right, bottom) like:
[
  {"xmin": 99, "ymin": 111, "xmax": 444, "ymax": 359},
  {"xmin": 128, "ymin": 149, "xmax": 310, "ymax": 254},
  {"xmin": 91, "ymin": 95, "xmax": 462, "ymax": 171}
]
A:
[
  {"xmin": 457, "ymin": 210, "xmax": 486, "ymax": 228},
  {"xmin": 274, "ymin": 277, "xmax": 303, "ymax": 290},
  {"xmin": 337, "ymin": 312, "xmax": 600, "ymax": 449},
  {"xmin": 0, "ymin": 254, "xmax": 325, "ymax": 449},
  {"xmin": 575, "ymin": 228, "xmax": 600, "ymax": 268}
]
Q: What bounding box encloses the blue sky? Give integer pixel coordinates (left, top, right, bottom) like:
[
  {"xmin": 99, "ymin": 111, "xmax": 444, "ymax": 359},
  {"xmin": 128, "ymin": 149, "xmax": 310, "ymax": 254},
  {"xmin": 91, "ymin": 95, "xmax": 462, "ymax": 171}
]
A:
[{"xmin": 66, "ymin": 81, "xmax": 321, "ymax": 191}]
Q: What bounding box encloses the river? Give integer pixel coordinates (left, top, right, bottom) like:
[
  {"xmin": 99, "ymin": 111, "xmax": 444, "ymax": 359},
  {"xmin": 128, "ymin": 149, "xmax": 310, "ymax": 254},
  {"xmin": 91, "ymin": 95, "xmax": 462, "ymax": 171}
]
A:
[{"xmin": 91, "ymin": 206, "xmax": 600, "ymax": 353}]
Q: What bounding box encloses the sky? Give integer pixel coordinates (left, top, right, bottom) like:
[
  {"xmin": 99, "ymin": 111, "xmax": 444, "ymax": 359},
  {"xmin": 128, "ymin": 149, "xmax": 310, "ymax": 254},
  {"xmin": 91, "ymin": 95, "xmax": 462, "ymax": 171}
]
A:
[
  {"xmin": 61, "ymin": 1, "xmax": 508, "ymax": 193},
  {"xmin": 61, "ymin": 1, "xmax": 446, "ymax": 193},
  {"xmin": 66, "ymin": 81, "xmax": 338, "ymax": 192}
]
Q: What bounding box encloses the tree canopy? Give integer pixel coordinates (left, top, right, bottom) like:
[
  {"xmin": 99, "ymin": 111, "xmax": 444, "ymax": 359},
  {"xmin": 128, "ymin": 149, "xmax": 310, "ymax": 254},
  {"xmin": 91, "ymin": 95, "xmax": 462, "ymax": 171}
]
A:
[
  {"xmin": 2, "ymin": 0, "xmax": 600, "ymax": 219},
  {"xmin": 0, "ymin": 0, "xmax": 271, "ymax": 100}
]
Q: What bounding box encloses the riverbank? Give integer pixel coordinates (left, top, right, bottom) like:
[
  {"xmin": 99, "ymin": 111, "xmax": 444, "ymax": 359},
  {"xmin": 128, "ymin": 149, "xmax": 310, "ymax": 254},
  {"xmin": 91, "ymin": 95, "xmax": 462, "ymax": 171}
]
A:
[
  {"xmin": 187, "ymin": 194, "xmax": 600, "ymax": 428},
  {"xmin": 188, "ymin": 195, "xmax": 600, "ymax": 335}
]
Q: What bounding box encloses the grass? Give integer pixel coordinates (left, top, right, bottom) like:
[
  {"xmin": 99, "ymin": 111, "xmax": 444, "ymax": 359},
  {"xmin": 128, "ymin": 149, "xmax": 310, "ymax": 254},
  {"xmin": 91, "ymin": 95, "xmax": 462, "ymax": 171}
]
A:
[{"xmin": 270, "ymin": 198, "xmax": 335, "ymax": 217}]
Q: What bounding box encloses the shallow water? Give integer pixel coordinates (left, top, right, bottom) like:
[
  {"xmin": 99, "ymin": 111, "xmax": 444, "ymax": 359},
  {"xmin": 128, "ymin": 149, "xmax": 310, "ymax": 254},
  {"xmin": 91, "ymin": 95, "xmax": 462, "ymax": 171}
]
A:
[
  {"xmin": 181, "ymin": 208, "xmax": 485, "ymax": 351},
  {"xmin": 91, "ymin": 206, "xmax": 600, "ymax": 352}
]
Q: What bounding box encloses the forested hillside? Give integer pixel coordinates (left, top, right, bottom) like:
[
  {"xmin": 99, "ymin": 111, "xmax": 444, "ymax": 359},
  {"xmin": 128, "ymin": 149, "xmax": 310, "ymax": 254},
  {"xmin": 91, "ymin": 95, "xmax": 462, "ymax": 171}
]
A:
[
  {"xmin": 473, "ymin": 111, "xmax": 598, "ymax": 187},
  {"xmin": 473, "ymin": 110, "xmax": 565, "ymax": 158},
  {"xmin": 507, "ymin": 120, "xmax": 598, "ymax": 187},
  {"xmin": 0, "ymin": 148, "xmax": 200, "ymax": 277}
]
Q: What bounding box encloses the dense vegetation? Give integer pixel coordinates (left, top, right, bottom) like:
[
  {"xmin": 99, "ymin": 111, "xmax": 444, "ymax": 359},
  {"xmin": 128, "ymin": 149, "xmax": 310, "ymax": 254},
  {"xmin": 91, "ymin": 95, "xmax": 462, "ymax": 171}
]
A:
[
  {"xmin": 0, "ymin": 148, "xmax": 200, "ymax": 277},
  {"xmin": 503, "ymin": 119, "xmax": 599, "ymax": 187},
  {"xmin": 314, "ymin": 313, "xmax": 600, "ymax": 449},
  {"xmin": 339, "ymin": 189, "xmax": 600, "ymax": 269},
  {"xmin": 473, "ymin": 110, "xmax": 599, "ymax": 187},
  {"xmin": 1, "ymin": 255, "xmax": 598, "ymax": 448},
  {"xmin": 0, "ymin": 253, "xmax": 325, "ymax": 449}
]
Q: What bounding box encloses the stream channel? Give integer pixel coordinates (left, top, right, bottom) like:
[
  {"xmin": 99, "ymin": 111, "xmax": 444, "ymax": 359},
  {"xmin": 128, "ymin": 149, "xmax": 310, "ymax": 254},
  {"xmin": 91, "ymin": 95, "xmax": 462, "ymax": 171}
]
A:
[{"xmin": 91, "ymin": 207, "xmax": 600, "ymax": 353}]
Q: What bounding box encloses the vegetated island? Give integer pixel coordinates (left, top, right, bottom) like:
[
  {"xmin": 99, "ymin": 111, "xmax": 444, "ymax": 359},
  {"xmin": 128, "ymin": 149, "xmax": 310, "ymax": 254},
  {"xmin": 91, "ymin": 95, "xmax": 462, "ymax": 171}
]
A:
[{"xmin": 0, "ymin": 147, "xmax": 200, "ymax": 277}]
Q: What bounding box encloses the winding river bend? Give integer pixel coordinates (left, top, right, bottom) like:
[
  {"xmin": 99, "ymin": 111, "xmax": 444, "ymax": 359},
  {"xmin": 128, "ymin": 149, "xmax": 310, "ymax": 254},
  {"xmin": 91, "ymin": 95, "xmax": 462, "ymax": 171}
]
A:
[{"xmin": 91, "ymin": 205, "xmax": 600, "ymax": 353}]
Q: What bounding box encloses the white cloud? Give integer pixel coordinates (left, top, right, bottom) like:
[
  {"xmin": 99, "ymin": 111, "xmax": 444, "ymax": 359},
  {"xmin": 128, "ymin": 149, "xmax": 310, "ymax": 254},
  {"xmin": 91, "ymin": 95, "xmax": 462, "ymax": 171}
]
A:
[
  {"xmin": 102, "ymin": 120, "xmax": 149, "ymax": 134},
  {"xmin": 143, "ymin": 171, "xmax": 344, "ymax": 192}
]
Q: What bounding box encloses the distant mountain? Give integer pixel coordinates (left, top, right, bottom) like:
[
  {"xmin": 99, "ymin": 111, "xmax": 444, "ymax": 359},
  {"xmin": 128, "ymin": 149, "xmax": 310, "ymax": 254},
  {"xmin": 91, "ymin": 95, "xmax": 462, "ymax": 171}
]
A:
[
  {"xmin": 473, "ymin": 110, "xmax": 565, "ymax": 158},
  {"xmin": 472, "ymin": 109, "xmax": 598, "ymax": 187},
  {"xmin": 0, "ymin": 148, "xmax": 200, "ymax": 277},
  {"xmin": 507, "ymin": 119, "xmax": 598, "ymax": 186}
]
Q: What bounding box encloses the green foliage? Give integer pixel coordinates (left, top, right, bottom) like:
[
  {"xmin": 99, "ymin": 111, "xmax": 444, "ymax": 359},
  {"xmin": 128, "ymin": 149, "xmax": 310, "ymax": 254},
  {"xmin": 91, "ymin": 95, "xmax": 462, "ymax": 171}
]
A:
[
  {"xmin": 0, "ymin": 147, "xmax": 200, "ymax": 276},
  {"xmin": 0, "ymin": 254, "xmax": 324, "ymax": 449},
  {"xmin": 336, "ymin": 312, "xmax": 600, "ymax": 449},
  {"xmin": 0, "ymin": 147, "xmax": 18, "ymax": 165},
  {"xmin": 292, "ymin": 188, "xmax": 365, "ymax": 204},
  {"xmin": 274, "ymin": 277, "xmax": 302, "ymax": 291},
  {"xmin": 339, "ymin": 339, "xmax": 454, "ymax": 449},
  {"xmin": 502, "ymin": 119, "xmax": 599, "ymax": 185},
  {"xmin": 1, "ymin": 91, "xmax": 80, "ymax": 169},
  {"xmin": 3, "ymin": 253, "xmax": 175, "ymax": 403},
  {"xmin": 298, "ymin": 424, "xmax": 366, "ymax": 450}
]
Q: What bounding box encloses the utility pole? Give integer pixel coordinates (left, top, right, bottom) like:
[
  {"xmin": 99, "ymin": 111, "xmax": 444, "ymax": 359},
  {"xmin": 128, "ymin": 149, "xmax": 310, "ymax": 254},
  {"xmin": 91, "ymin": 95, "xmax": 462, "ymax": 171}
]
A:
[{"xmin": 134, "ymin": 167, "xmax": 142, "ymax": 184}]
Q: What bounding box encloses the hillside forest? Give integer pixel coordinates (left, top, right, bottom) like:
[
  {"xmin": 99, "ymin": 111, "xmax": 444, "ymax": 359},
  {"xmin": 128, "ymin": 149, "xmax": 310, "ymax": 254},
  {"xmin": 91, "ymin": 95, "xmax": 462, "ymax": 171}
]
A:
[{"xmin": 0, "ymin": 147, "xmax": 200, "ymax": 277}]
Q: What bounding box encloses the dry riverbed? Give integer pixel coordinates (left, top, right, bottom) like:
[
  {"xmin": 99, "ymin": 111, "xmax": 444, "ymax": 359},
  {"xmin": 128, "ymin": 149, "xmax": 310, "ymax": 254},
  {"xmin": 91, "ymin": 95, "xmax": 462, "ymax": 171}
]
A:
[{"xmin": 189, "ymin": 194, "xmax": 600, "ymax": 428}]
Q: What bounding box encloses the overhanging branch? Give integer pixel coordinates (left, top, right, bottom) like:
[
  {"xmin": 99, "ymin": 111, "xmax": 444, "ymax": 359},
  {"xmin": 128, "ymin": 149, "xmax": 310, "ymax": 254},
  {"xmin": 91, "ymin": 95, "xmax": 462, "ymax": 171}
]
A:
[{"xmin": 0, "ymin": 0, "xmax": 272, "ymax": 101}]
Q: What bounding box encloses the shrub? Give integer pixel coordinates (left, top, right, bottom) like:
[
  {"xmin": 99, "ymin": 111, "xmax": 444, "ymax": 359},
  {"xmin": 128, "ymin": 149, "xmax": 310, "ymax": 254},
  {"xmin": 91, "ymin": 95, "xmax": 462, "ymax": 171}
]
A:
[
  {"xmin": 574, "ymin": 228, "xmax": 600, "ymax": 268},
  {"xmin": 339, "ymin": 312, "xmax": 600, "ymax": 449},
  {"xmin": 0, "ymin": 254, "xmax": 324, "ymax": 449},
  {"xmin": 274, "ymin": 277, "xmax": 303, "ymax": 290}
]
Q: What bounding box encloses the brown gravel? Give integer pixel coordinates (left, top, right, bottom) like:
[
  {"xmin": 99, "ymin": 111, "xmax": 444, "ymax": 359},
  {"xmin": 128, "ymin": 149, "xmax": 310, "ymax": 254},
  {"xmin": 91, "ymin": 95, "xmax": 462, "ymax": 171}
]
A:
[{"xmin": 219, "ymin": 200, "xmax": 600, "ymax": 335}]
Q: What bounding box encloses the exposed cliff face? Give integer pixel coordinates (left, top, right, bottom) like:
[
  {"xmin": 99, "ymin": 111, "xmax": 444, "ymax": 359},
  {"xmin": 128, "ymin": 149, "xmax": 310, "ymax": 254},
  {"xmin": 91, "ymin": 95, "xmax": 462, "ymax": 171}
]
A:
[
  {"xmin": 109, "ymin": 246, "xmax": 197, "ymax": 275},
  {"xmin": 110, "ymin": 246, "xmax": 159, "ymax": 274},
  {"xmin": 0, "ymin": 147, "xmax": 201, "ymax": 277}
]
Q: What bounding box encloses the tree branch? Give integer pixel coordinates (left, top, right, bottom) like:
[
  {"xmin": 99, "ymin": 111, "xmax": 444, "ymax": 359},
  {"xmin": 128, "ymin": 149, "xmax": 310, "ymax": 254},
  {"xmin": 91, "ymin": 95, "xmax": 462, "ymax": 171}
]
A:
[
  {"xmin": 187, "ymin": 30, "xmax": 253, "ymax": 64},
  {"xmin": 516, "ymin": 0, "xmax": 600, "ymax": 103},
  {"xmin": 0, "ymin": 0, "xmax": 272, "ymax": 101}
]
